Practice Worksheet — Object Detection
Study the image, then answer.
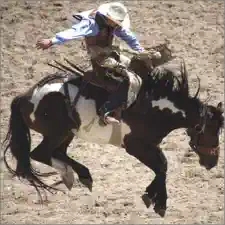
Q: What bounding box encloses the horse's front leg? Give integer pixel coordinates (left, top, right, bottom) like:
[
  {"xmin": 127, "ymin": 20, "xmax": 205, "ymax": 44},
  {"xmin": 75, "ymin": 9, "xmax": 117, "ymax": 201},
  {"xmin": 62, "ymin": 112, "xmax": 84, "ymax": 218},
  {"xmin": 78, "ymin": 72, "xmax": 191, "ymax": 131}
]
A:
[
  {"xmin": 143, "ymin": 167, "xmax": 167, "ymax": 217},
  {"xmin": 124, "ymin": 135, "xmax": 168, "ymax": 217}
]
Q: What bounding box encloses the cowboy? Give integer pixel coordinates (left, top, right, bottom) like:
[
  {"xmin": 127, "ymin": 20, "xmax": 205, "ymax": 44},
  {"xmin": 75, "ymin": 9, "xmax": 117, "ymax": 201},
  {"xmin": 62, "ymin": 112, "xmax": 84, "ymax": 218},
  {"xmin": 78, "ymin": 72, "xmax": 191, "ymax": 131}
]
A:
[{"xmin": 36, "ymin": 2, "xmax": 145, "ymax": 125}]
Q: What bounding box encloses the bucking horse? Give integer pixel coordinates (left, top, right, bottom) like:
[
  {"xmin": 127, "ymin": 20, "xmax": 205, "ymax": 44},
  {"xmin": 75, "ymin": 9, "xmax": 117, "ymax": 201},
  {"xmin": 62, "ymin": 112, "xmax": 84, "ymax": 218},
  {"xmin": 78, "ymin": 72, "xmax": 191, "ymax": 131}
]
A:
[{"xmin": 2, "ymin": 43, "xmax": 224, "ymax": 217}]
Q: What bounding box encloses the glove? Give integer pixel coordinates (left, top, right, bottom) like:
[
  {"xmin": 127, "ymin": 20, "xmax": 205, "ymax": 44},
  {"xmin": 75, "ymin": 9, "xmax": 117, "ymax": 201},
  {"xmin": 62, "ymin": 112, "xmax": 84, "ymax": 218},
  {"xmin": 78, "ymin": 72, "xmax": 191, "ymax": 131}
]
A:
[
  {"xmin": 36, "ymin": 39, "xmax": 53, "ymax": 50},
  {"xmin": 100, "ymin": 57, "xmax": 119, "ymax": 69},
  {"xmin": 139, "ymin": 50, "xmax": 161, "ymax": 59},
  {"xmin": 151, "ymin": 51, "xmax": 161, "ymax": 59}
]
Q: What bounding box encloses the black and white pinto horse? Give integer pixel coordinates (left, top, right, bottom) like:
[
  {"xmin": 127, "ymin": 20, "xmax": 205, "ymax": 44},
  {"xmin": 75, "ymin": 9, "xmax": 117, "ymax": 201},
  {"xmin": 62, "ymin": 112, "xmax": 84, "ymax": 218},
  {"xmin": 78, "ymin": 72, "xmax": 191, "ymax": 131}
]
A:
[{"xmin": 3, "ymin": 48, "xmax": 224, "ymax": 217}]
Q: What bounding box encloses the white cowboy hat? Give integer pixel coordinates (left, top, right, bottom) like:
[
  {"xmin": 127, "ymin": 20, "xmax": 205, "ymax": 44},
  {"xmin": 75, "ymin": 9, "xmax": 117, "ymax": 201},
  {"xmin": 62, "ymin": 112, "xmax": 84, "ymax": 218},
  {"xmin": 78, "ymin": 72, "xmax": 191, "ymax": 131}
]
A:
[{"xmin": 97, "ymin": 2, "xmax": 130, "ymax": 29}]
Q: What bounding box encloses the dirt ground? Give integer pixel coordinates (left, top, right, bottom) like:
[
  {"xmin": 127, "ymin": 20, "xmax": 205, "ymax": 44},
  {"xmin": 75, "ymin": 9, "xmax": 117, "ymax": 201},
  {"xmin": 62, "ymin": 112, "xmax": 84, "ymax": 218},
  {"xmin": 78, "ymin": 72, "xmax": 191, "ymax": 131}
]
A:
[{"xmin": 0, "ymin": 0, "xmax": 224, "ymax": 224}]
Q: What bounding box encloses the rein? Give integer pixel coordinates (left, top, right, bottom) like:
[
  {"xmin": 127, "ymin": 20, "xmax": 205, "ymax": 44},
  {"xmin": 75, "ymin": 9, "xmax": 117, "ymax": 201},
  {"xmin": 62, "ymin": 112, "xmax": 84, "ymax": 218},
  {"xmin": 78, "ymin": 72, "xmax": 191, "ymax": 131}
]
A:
[{"xmin": 198, "ymin": 146, "xmax": 220, "ymax": 156}]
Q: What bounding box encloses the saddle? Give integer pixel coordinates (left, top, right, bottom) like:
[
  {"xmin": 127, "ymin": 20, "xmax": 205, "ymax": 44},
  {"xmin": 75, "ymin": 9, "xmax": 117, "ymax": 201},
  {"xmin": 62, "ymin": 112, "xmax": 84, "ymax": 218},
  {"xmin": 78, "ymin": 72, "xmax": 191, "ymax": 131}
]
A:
[
  {"xmin": 60, "ymin": 54, "xmax": 126, "ymax": 125},
  {"xmin": 83, "ymin": 69, "xmax": 123, "ymax": 93},
  {"xmin": 83, "ymin": 50, "xmax": 124, "ymax": 93}
]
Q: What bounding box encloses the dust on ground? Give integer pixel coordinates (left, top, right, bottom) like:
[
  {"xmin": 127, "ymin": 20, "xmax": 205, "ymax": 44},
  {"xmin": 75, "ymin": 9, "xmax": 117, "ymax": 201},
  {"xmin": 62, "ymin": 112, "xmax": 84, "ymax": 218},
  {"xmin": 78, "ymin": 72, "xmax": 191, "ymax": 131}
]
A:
[{"xmin": 0, "ymin": 0, "xmax": 224, "ymax": 224}]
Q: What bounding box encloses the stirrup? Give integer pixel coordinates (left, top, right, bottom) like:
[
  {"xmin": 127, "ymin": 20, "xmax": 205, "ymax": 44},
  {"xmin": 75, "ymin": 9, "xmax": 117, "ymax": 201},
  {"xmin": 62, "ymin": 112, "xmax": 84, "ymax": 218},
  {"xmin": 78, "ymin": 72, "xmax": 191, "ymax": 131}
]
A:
[
  {"xmin": 99, "ymin": 112, "xmax": 120, "ymax": 125},
  {"xmin": 104, "ymin": 116, "xmax": 120, "ymax": 125},
  {"xmin": 99, "ymin": 108, "xmax": 121, "ymax": 126}
]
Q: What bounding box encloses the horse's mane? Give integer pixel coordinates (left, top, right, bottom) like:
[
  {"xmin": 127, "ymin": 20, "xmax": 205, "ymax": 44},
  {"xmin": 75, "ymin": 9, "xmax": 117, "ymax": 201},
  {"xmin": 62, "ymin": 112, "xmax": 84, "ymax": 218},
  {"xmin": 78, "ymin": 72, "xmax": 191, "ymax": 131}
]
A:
[
  {"xmin": 149, "ymin": 59, "xmax": 188, "ymax": 95},
  {"xmin": 136, "ymin": 57, "xmax": 200, "ymax": 100}
]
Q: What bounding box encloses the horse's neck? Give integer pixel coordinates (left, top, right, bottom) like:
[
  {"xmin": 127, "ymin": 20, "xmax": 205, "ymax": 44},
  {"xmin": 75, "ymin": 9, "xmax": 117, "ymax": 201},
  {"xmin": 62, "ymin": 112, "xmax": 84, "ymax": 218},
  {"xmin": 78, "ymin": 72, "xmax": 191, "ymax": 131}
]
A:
[{"xmin": 138, "ymin": 85, "xmax": 202, "ymax": 128}]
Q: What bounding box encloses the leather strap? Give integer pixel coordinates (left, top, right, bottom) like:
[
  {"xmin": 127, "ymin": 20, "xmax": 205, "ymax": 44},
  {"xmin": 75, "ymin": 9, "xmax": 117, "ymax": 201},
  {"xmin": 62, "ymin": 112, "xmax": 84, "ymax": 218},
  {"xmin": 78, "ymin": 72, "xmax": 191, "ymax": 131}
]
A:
[
  {"xmin": 63, "ymin": 80, "xmax": 88, "ymax": 127},
  {"xmin": 71, "ymin": 80, "xmax": 88, "ymax": 107}
]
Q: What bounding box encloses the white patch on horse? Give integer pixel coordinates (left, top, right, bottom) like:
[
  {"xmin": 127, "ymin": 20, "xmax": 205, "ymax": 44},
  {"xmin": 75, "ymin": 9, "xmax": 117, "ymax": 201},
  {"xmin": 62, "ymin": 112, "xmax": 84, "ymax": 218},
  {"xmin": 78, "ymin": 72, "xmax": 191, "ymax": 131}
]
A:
[
  {"xmin": 152, "ymin": 97, "xmax": 186, "ymax": 117},
  {"xmin": 66, "ymin": 84, "xmax": 131, "ymax": 146},
  {"xmin": 29, "ymin": 82, "xmax": 131, "ymax": 146},
  {"xmin": 30, "ymin": 83, "xmax": 64, "ymax": 121},
  {"xmin": 51, "ymin": 158, "xmax": 74, "ymax": 190}
]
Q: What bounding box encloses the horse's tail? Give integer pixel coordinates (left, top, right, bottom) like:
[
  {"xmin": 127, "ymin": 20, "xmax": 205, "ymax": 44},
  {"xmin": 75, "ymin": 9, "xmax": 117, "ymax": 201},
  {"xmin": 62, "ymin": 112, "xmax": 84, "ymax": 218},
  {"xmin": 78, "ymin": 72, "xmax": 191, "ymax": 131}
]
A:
[{"xmin": 2, "ymin": 95, "xmax": 55, "ymax": 199}]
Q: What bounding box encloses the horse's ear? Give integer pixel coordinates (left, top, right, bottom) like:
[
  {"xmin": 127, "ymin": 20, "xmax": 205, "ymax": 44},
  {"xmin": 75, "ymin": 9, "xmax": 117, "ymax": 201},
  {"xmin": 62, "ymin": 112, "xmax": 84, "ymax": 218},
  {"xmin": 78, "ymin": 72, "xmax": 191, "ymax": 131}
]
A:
[
  {"xmin": 217, "ymin": 102, "xmax": 223, "ymax": 113},
  {"xmin": 164, "ymin": 38, "xmax": 170, "ymax": 46}
]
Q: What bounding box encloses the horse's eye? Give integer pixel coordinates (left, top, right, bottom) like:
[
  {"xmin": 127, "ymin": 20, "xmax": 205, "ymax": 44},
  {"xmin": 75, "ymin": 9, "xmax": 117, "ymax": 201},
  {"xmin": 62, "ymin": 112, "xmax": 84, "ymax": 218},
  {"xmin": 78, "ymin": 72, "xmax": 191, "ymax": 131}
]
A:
[
  {"xmin": 195, "ymin": 124, "xmax": 202, "ymax": 132},
  {"xmin": 208, "ymin": 111, "xmax": 213, "ymax": 119}
]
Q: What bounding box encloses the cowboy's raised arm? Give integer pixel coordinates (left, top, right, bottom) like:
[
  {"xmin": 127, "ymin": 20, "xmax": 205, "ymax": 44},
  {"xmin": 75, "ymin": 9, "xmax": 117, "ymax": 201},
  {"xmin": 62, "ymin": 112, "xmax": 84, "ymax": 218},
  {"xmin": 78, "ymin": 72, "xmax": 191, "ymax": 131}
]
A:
[
  {"xmin": 114, "ymin": 28, "xmax": 144, "ymax": 52},
  {"xmin": 52, "ymin": 18, "xmax": 99, "ymax": 44},
  {"xmin": 36, "ymin": 17, "xmax": 99, "ymax": 49}
]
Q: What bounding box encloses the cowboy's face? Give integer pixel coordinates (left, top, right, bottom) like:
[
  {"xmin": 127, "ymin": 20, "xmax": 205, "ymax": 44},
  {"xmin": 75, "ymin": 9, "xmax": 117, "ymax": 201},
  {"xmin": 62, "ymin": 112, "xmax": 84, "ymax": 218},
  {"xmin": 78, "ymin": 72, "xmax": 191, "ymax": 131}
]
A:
[
  {"xmin": 106, "ymin": 17, "xmax": 121, "ymax": 29},
  {"xmin": 99, "ymin": 13, "xmax": 121, "ymax": 29}
]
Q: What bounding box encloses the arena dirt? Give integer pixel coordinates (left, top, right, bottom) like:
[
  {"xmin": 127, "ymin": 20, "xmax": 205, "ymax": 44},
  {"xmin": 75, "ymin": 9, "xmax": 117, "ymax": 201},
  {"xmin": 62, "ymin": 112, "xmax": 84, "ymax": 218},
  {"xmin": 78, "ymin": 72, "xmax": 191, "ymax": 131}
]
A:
[{"xmin": 0, "ymin": 0, "xmax": 224, "ymax": 224}]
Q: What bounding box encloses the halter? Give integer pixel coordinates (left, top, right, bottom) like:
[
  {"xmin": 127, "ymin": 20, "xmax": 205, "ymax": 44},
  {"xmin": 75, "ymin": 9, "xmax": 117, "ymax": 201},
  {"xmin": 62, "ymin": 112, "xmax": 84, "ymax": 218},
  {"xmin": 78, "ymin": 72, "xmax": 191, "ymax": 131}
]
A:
[{"xmin": 188, "ymin": 103, "xmax": 220, "ymax": 156}]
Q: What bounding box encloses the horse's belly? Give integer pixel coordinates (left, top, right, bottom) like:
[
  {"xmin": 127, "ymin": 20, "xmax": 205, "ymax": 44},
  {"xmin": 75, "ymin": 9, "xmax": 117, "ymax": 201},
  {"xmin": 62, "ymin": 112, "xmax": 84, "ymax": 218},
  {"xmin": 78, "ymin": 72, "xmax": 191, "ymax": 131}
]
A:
[
  {"xmin": 72, "ymin": 91, "xmax": 131, "ymax": 146},
  {"xmin": 76, "ymin": 119, "xmax": 130, "ymax": 147}
]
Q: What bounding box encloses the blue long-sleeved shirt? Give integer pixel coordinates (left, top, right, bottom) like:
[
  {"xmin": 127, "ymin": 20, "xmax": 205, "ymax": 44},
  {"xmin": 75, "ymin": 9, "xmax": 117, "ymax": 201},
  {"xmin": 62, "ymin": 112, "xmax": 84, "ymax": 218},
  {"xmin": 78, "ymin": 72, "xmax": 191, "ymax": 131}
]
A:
[{"xmin": 51, "ymin": 12, "xmax": 144, "ymax": 52}]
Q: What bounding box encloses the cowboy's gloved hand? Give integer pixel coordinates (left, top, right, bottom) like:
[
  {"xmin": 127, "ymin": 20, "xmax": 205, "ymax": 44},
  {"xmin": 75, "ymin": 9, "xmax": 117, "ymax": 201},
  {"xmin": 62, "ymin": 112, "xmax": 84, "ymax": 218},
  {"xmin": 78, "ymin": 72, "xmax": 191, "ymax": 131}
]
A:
[
  {"xmin": 151, "ymin": 51, "xmax": 161, "ymax": 59},
  {"xmin": 139, "ymin": 50, "xmax": 161, "ymax": 59},
  {"xmin": 36, "ymin": 39, "xmax": 53, "ymax": 50},
  {"xmin": 101, "ymin": 57, "xmax": 119, "ymax": 69},
  {"xmin": 138, "ymin": 50, "xmax": 149, "ymax": 58}
]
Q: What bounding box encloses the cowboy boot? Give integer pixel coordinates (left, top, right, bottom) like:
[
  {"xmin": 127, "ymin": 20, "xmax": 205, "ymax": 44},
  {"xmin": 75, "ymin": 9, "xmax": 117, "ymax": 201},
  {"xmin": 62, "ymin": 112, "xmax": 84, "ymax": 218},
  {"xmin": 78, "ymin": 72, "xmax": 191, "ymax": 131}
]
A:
[
  {"xmin": 99, "ymin": 57, "xmax": 142, "ymax": 125},
  {"xmin": 99, "ymin": 102, "xmax": 121, "ymax": 125}
]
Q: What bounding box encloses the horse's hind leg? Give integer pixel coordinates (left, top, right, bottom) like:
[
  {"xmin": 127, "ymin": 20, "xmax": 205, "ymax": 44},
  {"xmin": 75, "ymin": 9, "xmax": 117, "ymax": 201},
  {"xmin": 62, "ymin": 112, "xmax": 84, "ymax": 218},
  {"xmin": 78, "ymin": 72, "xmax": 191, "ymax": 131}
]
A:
[
  {"xmin": 30, "ymin": 133, "xmax": 92, "ymax": 191},
  {"xmin": 52, "ymin": 147, "xmax": 93, "ymax": 191},
  {"xmin": 29, "ymin": 135, "xmax": 69, "ymax": 184},
  {"xmin": 30, "ymin": 137, "xmax": 52, "ymax": 167},
  {"xmin": 124, "ymin": 135, "xmax": 168, "ymax": 217},
  {"xmin": 51, "ymin": 132, "xmax": 93, "ymax": 191}
]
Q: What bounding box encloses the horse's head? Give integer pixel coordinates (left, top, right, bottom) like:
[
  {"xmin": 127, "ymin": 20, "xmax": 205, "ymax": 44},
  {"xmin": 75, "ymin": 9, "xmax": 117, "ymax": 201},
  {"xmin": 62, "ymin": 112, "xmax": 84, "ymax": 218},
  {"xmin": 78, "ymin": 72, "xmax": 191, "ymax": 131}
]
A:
[{"xmin": 187, "ymin": 102, "xmax": 224, "ymax": 170}]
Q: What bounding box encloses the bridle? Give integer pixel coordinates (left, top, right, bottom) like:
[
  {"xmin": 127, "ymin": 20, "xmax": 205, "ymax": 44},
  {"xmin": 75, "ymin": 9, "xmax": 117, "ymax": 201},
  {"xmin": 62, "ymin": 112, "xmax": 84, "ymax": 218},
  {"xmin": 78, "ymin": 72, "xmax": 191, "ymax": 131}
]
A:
[{"xmin": 188, "ymin": 103, "xmax": 220, "ymax": 156}]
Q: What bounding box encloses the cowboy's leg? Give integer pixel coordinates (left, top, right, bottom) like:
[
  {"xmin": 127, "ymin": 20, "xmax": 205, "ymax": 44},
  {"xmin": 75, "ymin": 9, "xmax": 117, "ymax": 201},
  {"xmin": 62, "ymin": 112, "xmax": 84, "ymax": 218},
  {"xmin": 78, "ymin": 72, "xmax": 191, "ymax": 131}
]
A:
[
  {"xmin": 101, "ymin": 57, "xmax": 142, "ymax": 107},
  {"xmin": 108, "ymin": 50, "xmax": 131, "ymax": 68},
  {"xmin": 83, "ymin": 62, "xmax": 120, "ymax": 92},
  {"xmin": 99, "ymin": 58, "xmax": 142, "ymax": 124},
  {"xmin": 119, "ymin": 54, "xmax": 131, "ymax": 67}
]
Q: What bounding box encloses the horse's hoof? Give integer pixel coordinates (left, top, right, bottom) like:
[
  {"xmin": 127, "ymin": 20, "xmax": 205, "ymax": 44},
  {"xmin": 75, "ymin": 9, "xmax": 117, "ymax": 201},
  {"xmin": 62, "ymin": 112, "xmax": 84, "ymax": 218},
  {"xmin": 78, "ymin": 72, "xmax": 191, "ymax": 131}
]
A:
[
  {"xmin": 61, "ymin": 169, "xmax": 75, "ymax": 191},
  {"xmin": 141, "ymin": 193, "xmax": 152, "ymax": 208},
  {"xmin": 79, "ymin": 177, "xmax": 93, "ymax": 192},
  {"xmin": 154, "ymin": 206, "xmax": 166, "ymax": 217},
  {"xmin": 62, "ymin": 176, "xmax": 74, "ymax": 191}
]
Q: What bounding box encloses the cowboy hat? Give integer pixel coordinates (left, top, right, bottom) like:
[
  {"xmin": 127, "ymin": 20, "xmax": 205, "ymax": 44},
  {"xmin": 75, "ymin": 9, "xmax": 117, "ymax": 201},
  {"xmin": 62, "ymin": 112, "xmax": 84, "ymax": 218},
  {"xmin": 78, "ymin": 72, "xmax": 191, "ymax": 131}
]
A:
[{"xmin": 97, "ymin": 2, "xmax": 130, "ymax": 29}]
